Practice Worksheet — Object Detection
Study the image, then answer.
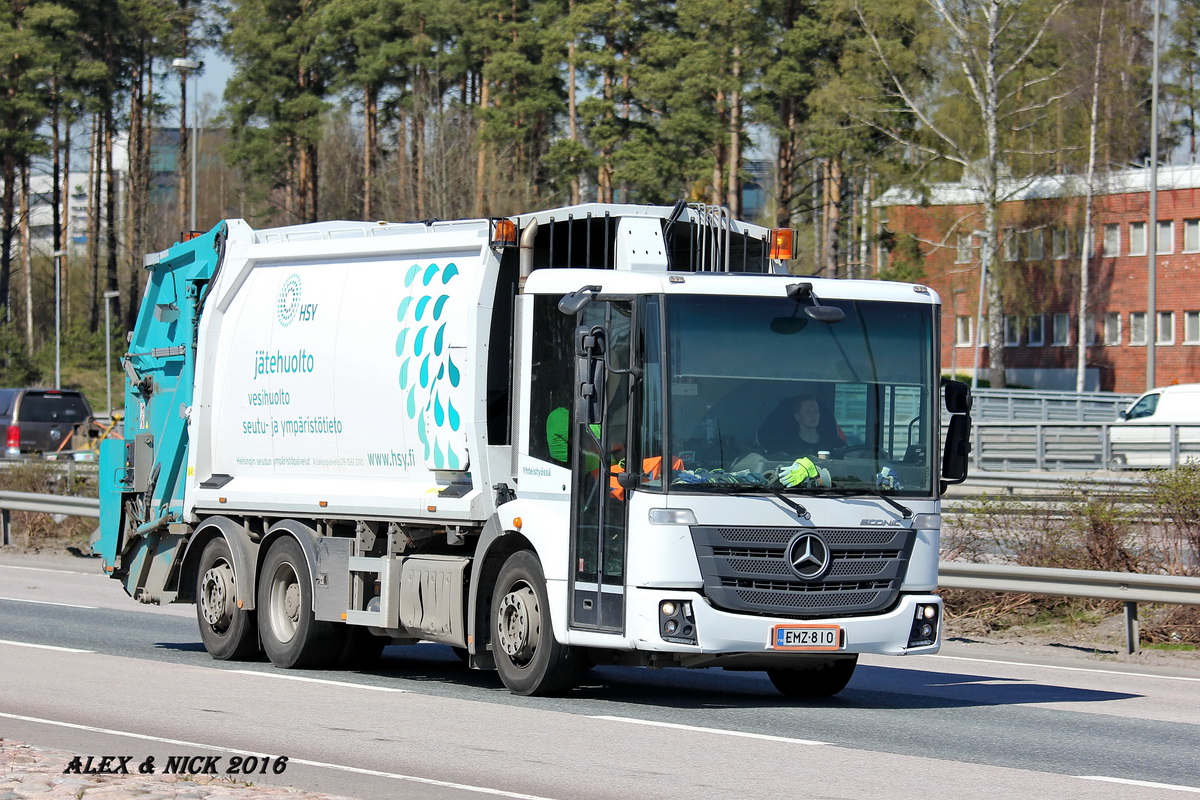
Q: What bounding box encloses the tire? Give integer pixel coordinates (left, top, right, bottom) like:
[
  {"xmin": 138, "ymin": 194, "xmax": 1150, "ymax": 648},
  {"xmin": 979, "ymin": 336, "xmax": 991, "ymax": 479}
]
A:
[
  {"xmin": 767, "ymin": 655, "xmax": 858, "ymax": 699},
  {"xmin": 257, "ymin": 536, "xmax": 344, "ymax": 668},
  {"xmin": 195, "ymin": 537, "xmax": 261, "ymax": 661},
  {"xmin": 334, "ymin": 627, "xmax": 386, "ymax": 670},
  {"xmin": 491, "ymin": 550, "xmax": 579, "ymax": 696}
]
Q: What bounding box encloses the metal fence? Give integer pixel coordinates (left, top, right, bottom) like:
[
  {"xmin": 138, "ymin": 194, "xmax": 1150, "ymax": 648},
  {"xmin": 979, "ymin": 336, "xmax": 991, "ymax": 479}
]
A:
[
  {"xmin": 971, "ymin": 388, "xmax": 1138, "ymax": 422},
  {"xmin": 969, "ymin": 420, "xmax": 1200, "ymax": 472}
]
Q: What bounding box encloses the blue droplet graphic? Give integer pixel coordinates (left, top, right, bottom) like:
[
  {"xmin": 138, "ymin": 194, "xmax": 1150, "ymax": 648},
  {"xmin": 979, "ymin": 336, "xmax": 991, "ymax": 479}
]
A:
[
  {"xmin": 433, "ymin": 295, "xmax": 449, "ymax": 319},
  {"xmin": 404, "ymin": 264, "xmax": 421, "ymax": 287},
  {"xmin": 441, "ymin": 263, "xmax": 459, "ymax": 284},
  {"xmin": 397, "ymin": 296, "xmax": 413, "ymax": 320},
  {"xmin": 415, "ymin": 296, "xmax": 431, "ymax": 320},
  {"xmin": 423, "ymin": 263, "xmax": 439, "ymax": 286}
]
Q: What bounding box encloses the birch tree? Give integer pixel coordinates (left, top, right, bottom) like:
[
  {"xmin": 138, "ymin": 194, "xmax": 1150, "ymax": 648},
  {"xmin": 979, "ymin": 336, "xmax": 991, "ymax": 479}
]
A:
[{"xmin": 854, "ymin": 0, "xmax": 1072, "ymax": 387}]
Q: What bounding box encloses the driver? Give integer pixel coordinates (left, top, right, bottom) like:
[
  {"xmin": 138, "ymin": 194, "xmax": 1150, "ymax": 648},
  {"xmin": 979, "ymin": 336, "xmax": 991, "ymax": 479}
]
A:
[{"xmin": 773, "ymin": 394, "xmax": 846, "ymax": 454}]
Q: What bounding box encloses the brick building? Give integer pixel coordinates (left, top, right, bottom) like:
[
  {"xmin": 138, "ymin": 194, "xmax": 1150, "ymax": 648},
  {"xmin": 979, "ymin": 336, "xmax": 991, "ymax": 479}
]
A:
[{"xmin": 878, "ymin": 165, "xmax": 1200, "ymax": 393}]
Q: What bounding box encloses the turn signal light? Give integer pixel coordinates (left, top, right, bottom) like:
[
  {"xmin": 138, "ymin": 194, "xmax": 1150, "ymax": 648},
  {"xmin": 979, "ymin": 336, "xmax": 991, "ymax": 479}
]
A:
[{"xmin": 769, "ymin": 228, "xmax": 799, "ymax": 260}]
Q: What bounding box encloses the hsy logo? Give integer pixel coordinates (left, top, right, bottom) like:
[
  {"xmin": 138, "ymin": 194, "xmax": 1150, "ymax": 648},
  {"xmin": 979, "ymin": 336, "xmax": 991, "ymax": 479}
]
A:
[{"xmin": 276, "ymin": 274, "xmax": 318, "ymax": 327}]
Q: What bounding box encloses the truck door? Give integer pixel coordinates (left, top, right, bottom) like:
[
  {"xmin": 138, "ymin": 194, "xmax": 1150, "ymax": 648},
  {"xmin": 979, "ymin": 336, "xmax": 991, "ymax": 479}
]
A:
[{"xmin": 569, "ymin": 301, "xmax": 631, "ymax": 633}]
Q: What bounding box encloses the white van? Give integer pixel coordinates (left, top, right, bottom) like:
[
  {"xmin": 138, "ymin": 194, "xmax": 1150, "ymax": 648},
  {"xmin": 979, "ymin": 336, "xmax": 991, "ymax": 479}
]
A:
[{"xmin": 1109, "ymin": 383, "xmax": 1200, "ymax": 469}]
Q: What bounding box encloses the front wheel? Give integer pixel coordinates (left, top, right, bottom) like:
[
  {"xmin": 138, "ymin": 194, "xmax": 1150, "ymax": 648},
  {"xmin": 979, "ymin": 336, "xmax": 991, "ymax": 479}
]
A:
[
  {"xmin": 257, "ymin": 536, "xmax": 344, "ymax": 668},
  {"xmin": 491, "ymin": 550, "xmax": 579, "ymax": 696},
  {"xmin": 767, "ymin": 655, "xmax": 858, "ymax": 699},
  {"xmin": 195, "ymin": 537, "xmax": 261, "ymax": 661}
]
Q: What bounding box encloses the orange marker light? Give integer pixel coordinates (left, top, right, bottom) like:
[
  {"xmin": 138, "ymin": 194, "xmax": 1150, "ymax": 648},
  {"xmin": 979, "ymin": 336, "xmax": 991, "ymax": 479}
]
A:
[
  {"xmin": 492, "ymin": 219, "xmax": 518, "ymax": 248},
  {"xmin": 769, "ymin": 228, "xmax": 798, "ymax": 260},
  {"xmin": 319, "ymin": 500, "xmax": 329, "ymax": 508},
  {"xmin": 513, "ymin": 517, "xmax": 523, "ymax": 530}
]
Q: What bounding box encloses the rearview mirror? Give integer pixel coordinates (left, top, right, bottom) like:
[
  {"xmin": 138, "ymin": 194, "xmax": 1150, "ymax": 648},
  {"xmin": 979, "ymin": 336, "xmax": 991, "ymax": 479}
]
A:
[{"xmin": 943, "ymin": 379, "xmax": 972, "ymax": 415}]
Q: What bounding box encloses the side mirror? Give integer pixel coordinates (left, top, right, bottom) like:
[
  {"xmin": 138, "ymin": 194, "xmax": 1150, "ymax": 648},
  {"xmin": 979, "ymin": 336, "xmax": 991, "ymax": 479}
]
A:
[
  {"xmin": 941, "ymin": 413, "xmax": 971, "ymax": 488},
  {"xmin": 575, "ymin": 325, "xmax": 606, "ymax": 426},
  {"xmin": 1118, "ymin": 410, "xmax": 1127, "ymax": 420},
  {"xmin": 943, "ymin": 379, "xmax": 972, "ymax": 414}
]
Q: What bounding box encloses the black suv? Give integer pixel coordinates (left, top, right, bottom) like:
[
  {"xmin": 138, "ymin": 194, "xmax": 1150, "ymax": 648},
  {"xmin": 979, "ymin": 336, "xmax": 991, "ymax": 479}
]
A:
[{"xmin": 0, "ymin": 389, "xmax": 95, "ymax": 457}]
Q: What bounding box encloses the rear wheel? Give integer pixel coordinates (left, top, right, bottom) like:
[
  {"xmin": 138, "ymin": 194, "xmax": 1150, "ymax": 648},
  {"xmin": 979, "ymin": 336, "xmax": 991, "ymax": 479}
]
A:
[
  {"xmin": 257, "ymin": 536, "xmax": 343, "ymax": 668},
  {"xmin": 767, "ymin": 655, "xmax": 858, "ymax": 699},
  {"xmin": 491, "ymin": 550, "xmax": 579, "ymax": 696},
  {"xmin": 195, "ymin": 537, "xmax": 261, "ymax": 661}
]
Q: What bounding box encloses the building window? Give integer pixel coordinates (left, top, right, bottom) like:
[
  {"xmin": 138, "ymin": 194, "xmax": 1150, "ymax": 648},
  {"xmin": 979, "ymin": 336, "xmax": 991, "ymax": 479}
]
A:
[
  {"xmin": 1027, "ymin": 315, "xmax": 1045, "ymax": 346},
  {"xmin": 1130, "ymin": 312, "xmax": 1147, "ymax": 345},
  {"xmin": 955, "ymin": 316, "xmax": 973, "ymax": 346},
  {"xmin": 1103, "ymin": 223, "xmax": 1120, "ymax": 256},
  {"xmin": 1129, "ymin": 221, "xmax": 1147, "ymax": 256},
  {"xmin": 955, "ymin": 233, "xmax": 972, "ymax": 264},
  {"xmin": 1026, "ymin": 229, "xmax": 1044, "ymax": 260},
  {"xmin": 1002, "ymin": 228, "xmax": 1018, "ymax": 261},
  {"xmin": 1004, "ymin": 315, "xmax": 1020, "ymax": 346},
  {"xmin": 1157, "ymin": 221, "xmax": 1174, "ymax": 254},
  {"xmin": 1185, "ymin": 311, "xmax": 1200, "ymax": 344},
  {"xmin": 1104, "ymin": 312, "xmax": 1121, "ymax": 345},
  {"xmin": 1157, "ymin": 311, "xmax": 1175, "ymax": 345},
  {"xmin": 1085, "ymin": 312, "xmax": 1096, "ymax": 345},
  {"xmin": 1052, "ymin": 313, "xmax": 1070, "ymax": 346},
  {"xmin": 1185, "ymin": 220, "xmax": 1200, "ymax": 253},
  {"xmin": 1052, "ymin": 227, "xmax": 1070, "ymax": 260}
]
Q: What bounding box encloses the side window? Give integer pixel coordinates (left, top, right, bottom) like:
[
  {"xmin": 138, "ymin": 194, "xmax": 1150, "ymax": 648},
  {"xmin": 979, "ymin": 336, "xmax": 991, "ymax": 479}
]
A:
[
  {"xmin": 1126, "ymin": 394, "xmax": 1159, "ymax": 420},
  {"xmin": 528, "ymin": 296, "xmax": 576, "ymax": 463}
]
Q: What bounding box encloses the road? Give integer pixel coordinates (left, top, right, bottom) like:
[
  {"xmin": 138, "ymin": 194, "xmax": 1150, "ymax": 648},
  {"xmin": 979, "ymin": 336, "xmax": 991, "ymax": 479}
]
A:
[{"xmin": 2, "ymin": 554, "xmax": 1198, "ymax": 800}]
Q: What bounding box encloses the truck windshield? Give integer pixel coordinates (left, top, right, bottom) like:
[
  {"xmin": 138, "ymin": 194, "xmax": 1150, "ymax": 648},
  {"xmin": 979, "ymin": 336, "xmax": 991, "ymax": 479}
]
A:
[{"xmin": 649, "ymin": 293, "xmax": 936, "ymax": 498}]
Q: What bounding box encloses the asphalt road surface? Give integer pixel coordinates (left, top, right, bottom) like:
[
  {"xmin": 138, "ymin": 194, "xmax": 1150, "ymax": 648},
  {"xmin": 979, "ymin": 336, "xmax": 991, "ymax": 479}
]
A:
[{"xmin": 2, "ymin": 554, "xmax": 1198, "ymax": 799}]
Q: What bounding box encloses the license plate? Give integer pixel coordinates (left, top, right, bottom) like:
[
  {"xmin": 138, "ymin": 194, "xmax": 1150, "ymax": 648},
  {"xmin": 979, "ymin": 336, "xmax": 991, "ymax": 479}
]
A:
[{"xmin": 771, "ymin": 625, "xmax": 841, "ymax": 651}]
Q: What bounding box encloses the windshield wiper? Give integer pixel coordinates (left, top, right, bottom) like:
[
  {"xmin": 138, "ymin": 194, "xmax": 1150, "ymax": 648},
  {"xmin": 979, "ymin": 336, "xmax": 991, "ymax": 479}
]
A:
[
  {"xmin": 768, "ymin": 490, "xmax": 810, "ymax": 520},
  {"xmin": 875, "ymin": 489, "xmax": 913, "ymax": 519}
]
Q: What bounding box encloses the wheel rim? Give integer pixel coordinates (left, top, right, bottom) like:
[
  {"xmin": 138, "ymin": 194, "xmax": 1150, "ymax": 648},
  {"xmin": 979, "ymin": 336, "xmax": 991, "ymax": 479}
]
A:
[
  {"xmin": 199, "ymin": 559, "xmax": 235, "ymax": 632},
  {"xmin": 496, "ymin": 582, "xmax": 540, "ymax": 667},
  {"xmin": 267, "ymin": 560, "xmax": 302, "ymax": 644}
]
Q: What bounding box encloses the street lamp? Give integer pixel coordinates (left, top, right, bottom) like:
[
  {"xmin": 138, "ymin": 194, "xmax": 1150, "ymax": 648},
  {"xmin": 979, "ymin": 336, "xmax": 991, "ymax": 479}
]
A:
[
  {"xmin": 103, "ymin": 290, "xmax": 120, "ymax": 417},
  {"xmin": 171, "ymin": 57, "xmax": 202, "ymax": 232},
  {"xmin": 53, "ymin": 249, "xmax": 65, "ymax": 389}
]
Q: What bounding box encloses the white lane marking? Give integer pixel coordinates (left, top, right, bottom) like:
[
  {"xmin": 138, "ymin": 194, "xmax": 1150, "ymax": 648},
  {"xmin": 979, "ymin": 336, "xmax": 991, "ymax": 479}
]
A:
[
  {"xmin": 0, "ymin": 712, "xmax": 560, "ymax": 800},
  {"xmin": 0, "ymin": 639, "xmax": 92, "ymax": 653},
  {"xmin": 927, "ymin": 654, "xmax": 1200, "ymax": 682},
  {"xmin": 590, "ymin": 715, "xmax": 827, "ymax": 746},
  {"xmin": 0, "ymin": 595, "xmax": 98, "ymax": 609},
  {"xmin": 0, "ymin": 564, "xmax": 93, "ymax": 575},
  {"xmin": 1078, "ymin": 776, "xmax": 1200, "ymax": 793},
  {"xmin": 228, "ymin": 669, "xmax": 408, "ymax": 692}
]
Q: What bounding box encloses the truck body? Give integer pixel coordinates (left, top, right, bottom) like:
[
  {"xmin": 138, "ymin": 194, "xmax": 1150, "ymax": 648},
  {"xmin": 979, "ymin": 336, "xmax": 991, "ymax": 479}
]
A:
[
  {"xmin": 1109, "ymin": 383, "xmax": 1200, "ymax": 468},
  {"xmin": 96, "ymin": 203, "xmax": 972, "ymax": 697}
]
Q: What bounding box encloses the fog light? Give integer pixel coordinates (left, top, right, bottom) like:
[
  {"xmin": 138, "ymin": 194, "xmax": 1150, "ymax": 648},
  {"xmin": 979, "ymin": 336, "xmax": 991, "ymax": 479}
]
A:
[
  {"xmin": 664, "ymin": 619, "xmax": 679, "ymax": 634},
  {"xmin": 922, "ymin": 605, "xmax": 937, "ymax": 620},
  {"xmin": 661, "ymin": 601, "xmax": 677, "ymax": 616},
  {"xmin": 658, "ymin": 597, "xmax": 699, "ymax": 645},
  {"xmin": 920, "ymin": 623, "xmax": 933, "ymax": 638}
]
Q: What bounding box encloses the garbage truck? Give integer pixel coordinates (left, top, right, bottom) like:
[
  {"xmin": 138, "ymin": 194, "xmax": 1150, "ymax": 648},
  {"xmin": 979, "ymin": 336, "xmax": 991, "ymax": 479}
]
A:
[{"xmin": 96, "ymin": 202, "xmax": 972, "ymax": 697}]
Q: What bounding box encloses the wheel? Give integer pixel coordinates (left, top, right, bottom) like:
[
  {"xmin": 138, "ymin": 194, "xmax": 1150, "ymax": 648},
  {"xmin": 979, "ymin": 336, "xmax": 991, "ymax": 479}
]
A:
[
  {"xmin": 491, "ymin": 550, "xmax": 579, "ymax": 696},
  {"xmin": 767, "ymin": 655, "xmax": 858, "ymax": 699},
  {"xmin": 195, "ymin": 537, "xmax": 261, "ymax": 661},
  {"xmin": 257, "ymin": 536, "xmax": 344, "ymax": 668},
  {"xmin": 837, "ymin": 444, "xmax": 889, "ymax": 461},
  {"xmin": 334, "ymin": 627, "xmax": 386, "ymax": 669},
  {"xmin": 1108, "ymin": 454, "xmax": 1127, "ymax": 471}
]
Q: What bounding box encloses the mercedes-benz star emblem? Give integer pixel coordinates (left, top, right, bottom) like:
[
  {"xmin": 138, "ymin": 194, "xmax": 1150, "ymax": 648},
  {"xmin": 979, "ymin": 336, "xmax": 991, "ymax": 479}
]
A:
[{"xmin": 786, "ymin": 533, "xmax": 831, "ymax": 580}]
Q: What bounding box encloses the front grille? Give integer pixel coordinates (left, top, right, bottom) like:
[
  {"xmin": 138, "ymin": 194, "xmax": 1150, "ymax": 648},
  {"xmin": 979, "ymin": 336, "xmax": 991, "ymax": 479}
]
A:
[{"xmin": 691, "ymin": 526, "xmax": 916, "ymax": 618}]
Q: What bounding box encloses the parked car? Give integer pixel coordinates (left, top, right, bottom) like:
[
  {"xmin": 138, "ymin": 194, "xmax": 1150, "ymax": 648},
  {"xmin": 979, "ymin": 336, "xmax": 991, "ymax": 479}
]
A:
[
  {"xmin": 0, "ymin": 388, "xmax": 95, "ymax": 458},
  {"xmin": 1109, "ymin": 383, "xmax": 1200, "ymax": 469}
]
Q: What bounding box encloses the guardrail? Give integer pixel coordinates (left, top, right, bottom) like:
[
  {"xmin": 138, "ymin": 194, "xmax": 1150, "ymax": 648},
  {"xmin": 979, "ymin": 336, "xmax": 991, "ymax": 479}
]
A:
[
  {"xmin": 3, "ymin": 488, "xmax": 1197, "ymax": 654},
  {"xmin": 939, "ymin": 562, "xmax": 1200, "ymax": 654},
  {"xmin": 0, "ymin": 490, "xmax": 100, "ymax": 547}
]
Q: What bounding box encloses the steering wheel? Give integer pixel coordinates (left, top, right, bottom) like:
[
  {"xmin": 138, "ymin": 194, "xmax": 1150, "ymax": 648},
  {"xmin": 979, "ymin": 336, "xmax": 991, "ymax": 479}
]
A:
[{"xmin": 836, "ymin": 444, "xmax": 891, "ymax": 461}]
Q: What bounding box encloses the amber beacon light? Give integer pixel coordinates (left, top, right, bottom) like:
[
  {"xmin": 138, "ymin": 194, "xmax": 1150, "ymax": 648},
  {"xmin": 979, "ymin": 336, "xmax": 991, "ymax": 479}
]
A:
[{"xmin": 769, "ymin": 228, "xmax": 799, "ymax": 260}]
